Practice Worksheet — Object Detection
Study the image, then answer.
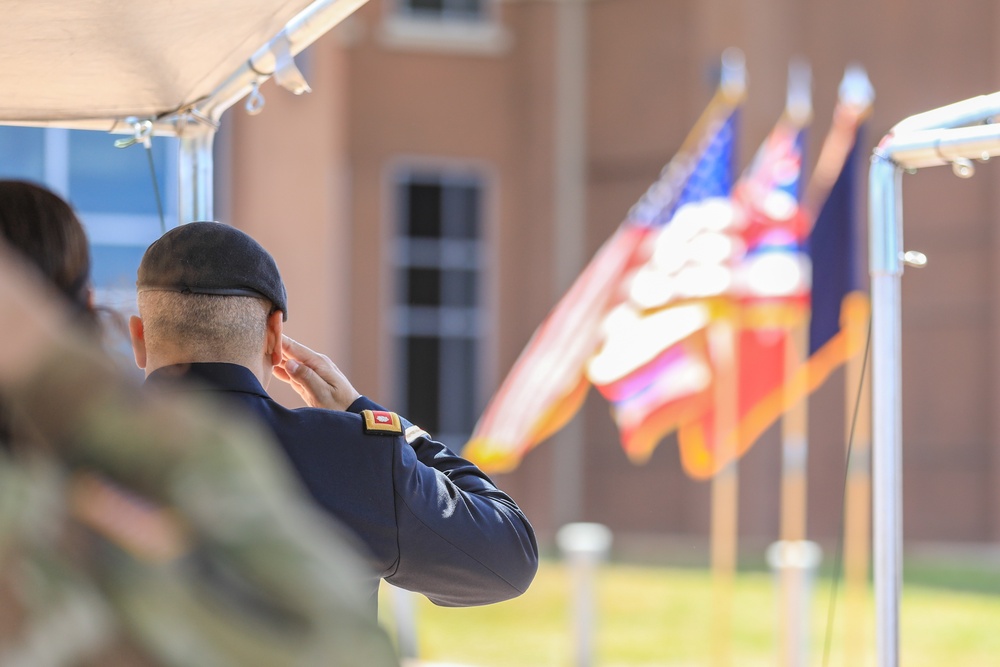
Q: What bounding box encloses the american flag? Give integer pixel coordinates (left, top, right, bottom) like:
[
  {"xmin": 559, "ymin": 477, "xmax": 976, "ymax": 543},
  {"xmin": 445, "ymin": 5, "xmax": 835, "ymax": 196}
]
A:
[
  {"xmin": 587, "ymin": 109, "xmax": 740, "ymax": 464},
  {"xmin": 463, "ymin": 88, "xmax": 742, "ymax": 473}
]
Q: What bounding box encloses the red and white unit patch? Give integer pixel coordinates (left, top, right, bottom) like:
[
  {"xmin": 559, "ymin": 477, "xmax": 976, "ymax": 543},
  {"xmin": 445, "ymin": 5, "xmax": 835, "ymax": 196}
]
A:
[{"xmin": 361, "ymin": 409, "xmax": 403, "ymax": 435}]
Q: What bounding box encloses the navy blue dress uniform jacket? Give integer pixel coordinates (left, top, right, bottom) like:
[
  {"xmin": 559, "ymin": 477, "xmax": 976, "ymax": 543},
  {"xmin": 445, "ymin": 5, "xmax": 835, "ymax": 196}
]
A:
[{"xmin": 147, "ymin": 362, "xmax": 538, "ymax": 608}]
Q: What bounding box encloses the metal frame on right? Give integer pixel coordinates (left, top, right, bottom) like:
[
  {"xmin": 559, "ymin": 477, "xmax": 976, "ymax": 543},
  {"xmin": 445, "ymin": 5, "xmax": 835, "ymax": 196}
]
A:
[{"xmin": 869, "ymin": 91, "xmax": 1000, "ymax": 667}]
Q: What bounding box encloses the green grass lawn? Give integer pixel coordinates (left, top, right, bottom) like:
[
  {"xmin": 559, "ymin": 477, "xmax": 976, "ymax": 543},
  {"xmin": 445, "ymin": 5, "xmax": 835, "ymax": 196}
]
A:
[{"xmin": 380, "ymin": 558, "xmax": 1000, "ymax": 666}]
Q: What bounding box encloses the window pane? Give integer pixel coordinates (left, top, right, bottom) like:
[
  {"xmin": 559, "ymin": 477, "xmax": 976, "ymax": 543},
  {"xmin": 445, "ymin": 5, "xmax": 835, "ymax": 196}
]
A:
[
  {"xmin": 406, "ymin": 182, "xmax": 442, "ymax": 237},
  {"xmin": 90, "ymin": 244, "xmax": 146, "ymax": 291},
  {"xmin": 440, "ymin": 269, "xmax": 477, "ymax": 307},
  {"xmin": 447, "ymin": 0, "xmax": 486, "ymax": 19},
  {"xmin": 406, "ymin": 267, "xmax": 441, "ymax": 306},
  {"xmin": 68, "ymin": 130, "xmax": 173, "ymax": 215},
  {"xmin": 406, "ymin": 0, "xmax": 444, "ymax": 12},
  {"xmin": 439, "ymin": 337, "xmax": 478, "ymax": 437},
  {"xmin": 400, "ymin": 0, "xmax": 485, "ymax": 19},
  {"xmin": 445, "ymin": 183, "xmax": 480, "ymax": 239},
  {"xmin": 0, "ymin": 126, "xmax": 45, "ymax": 181},
  {"xmin": 396, "ymin": 169, "xmax": 485, "ymax": 443},
  {"xmin": 405, "ymin": 336, "xmax": 440, "ymax": 432}
]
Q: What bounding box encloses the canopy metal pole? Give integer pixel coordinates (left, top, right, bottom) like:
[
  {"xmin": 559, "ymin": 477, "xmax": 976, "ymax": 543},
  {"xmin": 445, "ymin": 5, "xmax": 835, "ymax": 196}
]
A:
[
  {"xmin": 172, "ymin": 0, "xmax": 368, "ymax": 226},
  {"xmin": 200, "ymin": 0, "xmax": 368, "ymax": 121},
  {"xmin": 178, "ymin": 124, "xmax": 216, "ymax": 223},
  {"xmin": 868, "ymin": 151, "xmax": 903, "ymax": 667},
  {"xmin": 868, "ymin": 92, "xmax": 1000, "ymax": 667}
]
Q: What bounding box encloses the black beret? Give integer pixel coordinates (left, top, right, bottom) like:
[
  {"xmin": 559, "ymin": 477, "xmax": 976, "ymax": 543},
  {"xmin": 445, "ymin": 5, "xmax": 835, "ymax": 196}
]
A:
[{"xmin": 137, "ymin": 221, "xmax": 287, "ymax": 320}]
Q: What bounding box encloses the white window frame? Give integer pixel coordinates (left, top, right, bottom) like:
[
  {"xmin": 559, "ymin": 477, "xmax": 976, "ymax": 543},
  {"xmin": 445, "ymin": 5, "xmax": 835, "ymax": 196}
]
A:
[
  {"xmin": 38, "ymin": 128, "xmax": 178, "ymax": 311},
  {"xmin": 390, "ymin": 165, "xmax": 490, "ymax": 450},
  {"xmin": 380, "ymin": 0, "xmax": 511, "ymax": 55}
]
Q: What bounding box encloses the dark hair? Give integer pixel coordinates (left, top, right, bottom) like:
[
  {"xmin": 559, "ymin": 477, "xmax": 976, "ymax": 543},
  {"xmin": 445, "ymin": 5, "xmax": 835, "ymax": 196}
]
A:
[
  {"xmin": 0, "ymin": 180, "xmax": 92, "ymax": 311},
  {"xmin": 0, "ymin": 181, "xmax": 95, "ymax": 449}
]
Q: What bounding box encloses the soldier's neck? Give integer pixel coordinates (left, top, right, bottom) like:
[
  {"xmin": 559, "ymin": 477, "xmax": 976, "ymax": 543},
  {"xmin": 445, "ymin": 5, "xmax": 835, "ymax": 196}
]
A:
[{"xmin": 145, "ymin": 349, "xmax": 271, "ymax": 390}]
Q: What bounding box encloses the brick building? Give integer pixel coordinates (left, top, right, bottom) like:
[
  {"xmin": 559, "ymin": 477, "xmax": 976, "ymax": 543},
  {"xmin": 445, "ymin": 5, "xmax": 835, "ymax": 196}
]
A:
[{"xmin": 15, "ymin": 0, "xmax": 994, "ymax": 556}]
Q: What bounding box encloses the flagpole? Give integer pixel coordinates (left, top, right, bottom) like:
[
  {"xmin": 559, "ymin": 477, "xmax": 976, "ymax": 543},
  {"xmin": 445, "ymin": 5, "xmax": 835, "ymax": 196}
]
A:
[
  {"xmin": 762, "ymin": 59, "xmax": 818, "ymax": 667},
  {"xmin": 708, "ymin": 51, "xmax": 748, "ymax": 667},
  {"xmin": 710, "ymin": 315, "xmax": 740, "ymax": 667},
  {"xmin": 832, "ymin": 70, "xmax": 876, "ymax": 667},
  {"xmin": 778, "ymin": 323, "xmax": 809, "ymax": 546},
  {"xmin": 778, "ymin": 62, "xmax": 813, "ymax": 553},
  {"xmin": 843, "ymin": 299, "xmax": 872, "ymax": 666},
  {"xmin": 792, "ymin": 65, "xmax": 875, "ymax": 666},
  {"xmin": 770, "ymin": 319, "xmax": 822, "ymax": 667}
]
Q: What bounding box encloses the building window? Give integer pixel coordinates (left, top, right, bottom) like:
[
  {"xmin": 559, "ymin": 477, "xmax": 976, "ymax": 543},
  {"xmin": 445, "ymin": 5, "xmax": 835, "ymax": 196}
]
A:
[
  {"xmin": 0, "ymin": 126, "xmax": 45, "ymax": 182},
  {"xmin": 396, "ymin": 0, "xmax": 489, "ymax": 22},
  {"xmin": 0, "ymin": 125, "xmax": 176, "ymax": 311},
  {"xmin": 381, "ymin": 0, "xmax": 510, "ymax": 55},
  {"xmin": 393, "ymin": 168, "xmax": 486, "ymax": 450}
]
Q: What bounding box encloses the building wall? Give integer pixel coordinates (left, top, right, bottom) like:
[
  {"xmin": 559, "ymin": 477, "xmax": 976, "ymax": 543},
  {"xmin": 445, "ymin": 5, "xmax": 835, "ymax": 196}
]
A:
[
  {"xmin": 225, "ymin": 0, "xmax": 1000, "ymax": 553},
  {"xmin": 225, "ymin": 35, "xmax": 354, "ymax": 407}
]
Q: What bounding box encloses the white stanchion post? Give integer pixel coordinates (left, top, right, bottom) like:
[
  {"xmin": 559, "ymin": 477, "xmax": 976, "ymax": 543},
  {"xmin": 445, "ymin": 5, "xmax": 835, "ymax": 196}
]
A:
[
  {"xmin": 390, "ymin": 585, "xmax": 419, "ymax": 663},
  {"xmin": 767, "ymin": 540, "xmax": 823, "ymax": 667},
  {"xmin": 557, "ymin": 522, "xmax": 612, "ymax": 667}
]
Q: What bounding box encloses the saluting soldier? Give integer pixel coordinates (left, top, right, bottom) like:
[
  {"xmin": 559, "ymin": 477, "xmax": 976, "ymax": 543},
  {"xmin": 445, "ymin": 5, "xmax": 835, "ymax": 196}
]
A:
[{"xmin": 128, "ymin": 221, "xmax": 539, "ymax": 610}]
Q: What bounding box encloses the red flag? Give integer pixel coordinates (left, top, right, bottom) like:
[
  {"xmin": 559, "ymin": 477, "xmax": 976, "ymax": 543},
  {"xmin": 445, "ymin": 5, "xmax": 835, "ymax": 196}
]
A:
[
  {"xmin": 464, "ymin": 86, "xmax": 743, "ymax": 473},
  {"xmin": 679, "ymin": 70, "xmax": 874, "ymax": 479}
]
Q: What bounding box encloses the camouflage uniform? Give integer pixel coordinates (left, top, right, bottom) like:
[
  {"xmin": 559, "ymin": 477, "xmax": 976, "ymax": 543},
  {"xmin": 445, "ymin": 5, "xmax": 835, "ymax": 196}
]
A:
[{"xmin": 0, "ymin": 337, "xmax": 399, "ymax": 667}]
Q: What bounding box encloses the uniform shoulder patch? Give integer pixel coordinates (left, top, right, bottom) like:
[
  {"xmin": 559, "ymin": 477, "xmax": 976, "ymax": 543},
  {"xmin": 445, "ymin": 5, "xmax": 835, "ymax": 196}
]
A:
[{"xmin": 361, "ymin": 409, "xmax": 403, "ymax": 436}]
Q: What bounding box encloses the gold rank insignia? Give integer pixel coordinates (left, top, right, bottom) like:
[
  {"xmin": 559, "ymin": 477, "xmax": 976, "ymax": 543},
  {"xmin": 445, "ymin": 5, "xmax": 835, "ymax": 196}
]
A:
[{"xmin": 361, "ymin": 409, "xmax": 403, "ymax": 435}]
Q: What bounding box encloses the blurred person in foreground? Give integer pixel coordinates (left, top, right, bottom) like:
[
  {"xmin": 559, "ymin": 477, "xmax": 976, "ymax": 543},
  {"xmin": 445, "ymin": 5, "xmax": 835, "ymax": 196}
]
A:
[
  {"xmin": 127, "ymin": 221, "xmax": 538, "ymax": 610},
  {"xmin": 0, "ymin": 181, "xmax": 397, "ymax": 666}
]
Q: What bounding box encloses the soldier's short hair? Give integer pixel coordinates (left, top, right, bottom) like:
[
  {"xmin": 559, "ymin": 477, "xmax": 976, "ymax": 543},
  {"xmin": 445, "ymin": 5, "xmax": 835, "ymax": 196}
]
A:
[{"xmin": 137, "ymin": 291, "xmax": 271, "ymax": 363}]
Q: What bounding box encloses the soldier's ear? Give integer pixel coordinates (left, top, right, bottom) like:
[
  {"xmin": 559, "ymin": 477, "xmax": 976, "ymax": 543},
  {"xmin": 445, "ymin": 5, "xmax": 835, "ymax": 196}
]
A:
[
  {"xmin": 265, "ymin": 310, "xmax": 283, "ymax": 367},
  {"xmin": 128, "ymin": 315, "xmax": 147, "ymax": 369}
]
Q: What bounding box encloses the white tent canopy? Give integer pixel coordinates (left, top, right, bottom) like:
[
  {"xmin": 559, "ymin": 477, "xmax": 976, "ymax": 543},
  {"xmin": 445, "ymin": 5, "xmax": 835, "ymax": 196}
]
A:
[
  {"xmin": 0, "ymin": 0, "xmax": 367, "ymax": 220},
  {"xmin": 0, "ymin": 0, "xmax": 366, "ymax": 132}
]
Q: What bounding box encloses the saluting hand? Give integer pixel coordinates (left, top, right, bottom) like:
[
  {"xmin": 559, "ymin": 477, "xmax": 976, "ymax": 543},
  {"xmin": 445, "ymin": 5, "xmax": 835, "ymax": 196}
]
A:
[{"xmin": 273, "ymin": 335, "xmax": 362, "ymax": 411}]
